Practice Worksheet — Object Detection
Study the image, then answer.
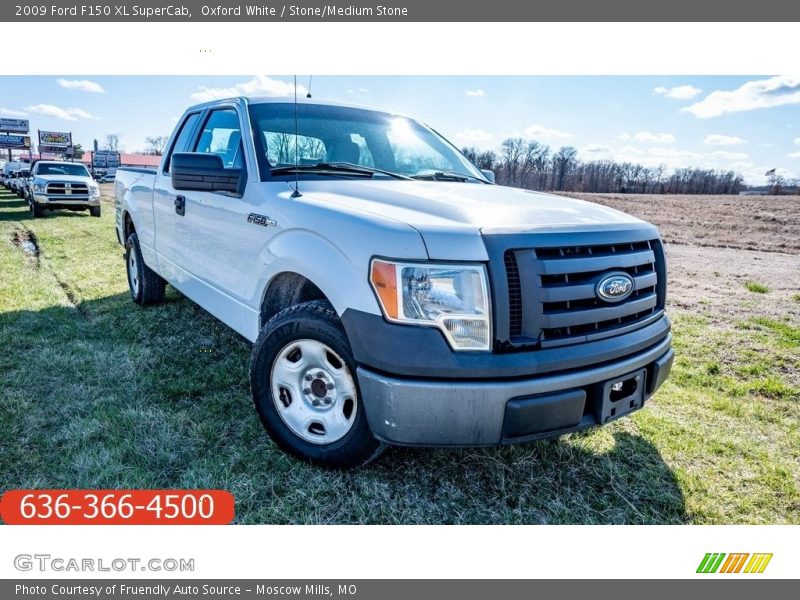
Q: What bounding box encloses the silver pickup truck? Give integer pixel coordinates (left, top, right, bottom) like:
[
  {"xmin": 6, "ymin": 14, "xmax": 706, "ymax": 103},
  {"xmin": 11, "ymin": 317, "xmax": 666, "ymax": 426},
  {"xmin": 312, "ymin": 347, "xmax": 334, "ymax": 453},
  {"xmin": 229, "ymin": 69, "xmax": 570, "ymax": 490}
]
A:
[{"xmin": 115, "ymin": 96, "xmax": 673, "ymax": 468}]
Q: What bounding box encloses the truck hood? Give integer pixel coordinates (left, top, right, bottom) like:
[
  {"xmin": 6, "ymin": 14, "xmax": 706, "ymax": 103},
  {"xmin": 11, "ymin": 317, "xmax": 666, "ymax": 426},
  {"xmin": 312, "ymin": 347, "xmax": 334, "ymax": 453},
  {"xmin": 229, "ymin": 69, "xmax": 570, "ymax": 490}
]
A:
[
  {"xmin": 295, "ymin": 180, "xmax": 651, "ymax": 259},
  {"xmin": 34, "ymin": 174, "xmax": 92, "ymax": 183}
]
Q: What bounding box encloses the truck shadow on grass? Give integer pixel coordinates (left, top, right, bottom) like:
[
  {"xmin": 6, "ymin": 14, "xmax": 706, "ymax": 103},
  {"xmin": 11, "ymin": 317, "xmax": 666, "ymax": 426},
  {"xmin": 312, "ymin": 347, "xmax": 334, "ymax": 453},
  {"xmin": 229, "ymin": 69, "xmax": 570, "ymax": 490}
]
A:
[{"xmin": 0, "ymin": 288, "xmax": 686, "ymax": 525}]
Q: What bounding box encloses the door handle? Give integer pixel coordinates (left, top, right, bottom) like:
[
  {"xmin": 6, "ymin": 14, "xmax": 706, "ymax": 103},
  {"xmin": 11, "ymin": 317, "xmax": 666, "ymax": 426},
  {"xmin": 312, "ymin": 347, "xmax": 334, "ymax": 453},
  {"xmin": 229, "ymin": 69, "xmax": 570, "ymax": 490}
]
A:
[{"xmin": 174, "ymin": 195, "xmax": 185, "ymax": 216}]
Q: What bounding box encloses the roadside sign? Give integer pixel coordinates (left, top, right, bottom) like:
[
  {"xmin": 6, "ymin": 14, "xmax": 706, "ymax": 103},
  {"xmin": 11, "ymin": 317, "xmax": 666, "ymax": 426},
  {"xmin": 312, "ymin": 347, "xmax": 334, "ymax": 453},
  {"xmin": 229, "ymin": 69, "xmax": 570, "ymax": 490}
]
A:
[
  {"xmin": 38, "ymin": 144, "xmax": 70, "ymax": 153},
  {"xmin": 0, "ymin": 134, "xmax": 31, "ymax": 149},
  {"xmin": 93, "ymin": 150, "xmax": 121, "ymax": 168},
  {"xmin": 0, "ymin": 118, "xmax": 30, "ymax": 133},
  {"xmin": 39, "ymin": 130, "xmax": 72, "ymax": 146}
]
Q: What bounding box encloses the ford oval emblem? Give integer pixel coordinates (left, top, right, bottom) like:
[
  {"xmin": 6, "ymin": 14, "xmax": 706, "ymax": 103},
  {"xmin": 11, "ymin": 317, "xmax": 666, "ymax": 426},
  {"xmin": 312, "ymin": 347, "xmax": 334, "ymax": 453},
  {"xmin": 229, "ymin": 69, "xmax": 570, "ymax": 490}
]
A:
[{"xmin": 596, "ymin": 272, "xmax": 634, "ymax": 303}]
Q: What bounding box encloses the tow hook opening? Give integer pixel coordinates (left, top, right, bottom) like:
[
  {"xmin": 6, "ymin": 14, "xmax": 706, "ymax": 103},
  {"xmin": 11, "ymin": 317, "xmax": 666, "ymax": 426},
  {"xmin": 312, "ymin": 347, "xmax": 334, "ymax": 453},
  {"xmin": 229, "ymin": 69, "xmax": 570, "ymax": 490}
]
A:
[{"xmin": 609, "ymin": 376, "xmax": 639, "ymax": 404}]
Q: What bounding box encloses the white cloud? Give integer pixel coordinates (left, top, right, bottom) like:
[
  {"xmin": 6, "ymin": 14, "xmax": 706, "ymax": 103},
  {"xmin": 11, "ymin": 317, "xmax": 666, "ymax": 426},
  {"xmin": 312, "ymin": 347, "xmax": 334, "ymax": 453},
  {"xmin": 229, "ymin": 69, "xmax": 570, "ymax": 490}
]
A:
[
  {"xmin": 578, "ymin": 143, "xmax": 749, "ymax": 170},
  {"xmin": 653, "ymin": 85, "xmax": 703, "ymax": 100},
  {"xmin": 453, "ymin": 128, "xmax": 495, "ymax": 144},
  {"xmin": 465, "ymin": 89, "xmax": 485, "ymax": 97},
  {"xmin": 683, "ymin": 75, "xmax": 800, "ymax": 118},
  {"xmin": 619, "ymin": 131, "xmax": 676, "ymax": 144},
  {"xmin": 522, "ymin": 124, "xmax": 573, "ymax": 139},
  {"xmin": 0, "ymin": 108, "xmax": 27, "ymax": 117},
  {"xmin": 56, "ymin": 78, "xmax": 106, "ymax": 93},
  {"xmin": 346, "ymin": 88, "xmax": 371, "ymax": 95},
  {"xmin": 794, "ymin": 137, "xmax": 800, "ymax": 145},
  {"xmin": 190, "ymin": 76, "xmax": 305, "ymax": 102},
  {"xmin": 25, "ymin": 104, "xmax": 98, "ymax": 121},
  {"xmin": 788, "ymin": 151, "xmax": 800, "ymax": 158},
  {"xmin": 703, "ymin": 134, "xmax": 746, "ymax": 146}
]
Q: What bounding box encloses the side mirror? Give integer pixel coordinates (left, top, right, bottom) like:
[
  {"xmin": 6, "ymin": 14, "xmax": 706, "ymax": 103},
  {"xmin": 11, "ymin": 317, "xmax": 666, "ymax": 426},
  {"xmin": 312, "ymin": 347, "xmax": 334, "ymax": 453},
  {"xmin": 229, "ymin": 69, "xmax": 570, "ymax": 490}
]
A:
[
  {"xmin": 481, "ymin": 169, "xmax": 495, "ymax": 183},
  {"xmin": 171, "ymin": 152, "xmax": 243, "ymax": 194}
]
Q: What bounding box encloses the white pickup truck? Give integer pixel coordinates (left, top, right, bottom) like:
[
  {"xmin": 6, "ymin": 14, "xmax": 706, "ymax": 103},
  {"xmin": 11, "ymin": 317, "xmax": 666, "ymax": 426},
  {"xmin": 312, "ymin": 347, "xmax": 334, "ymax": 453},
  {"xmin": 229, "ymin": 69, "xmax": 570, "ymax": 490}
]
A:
[
  {"xmin": 28, "ymin": 160, "xmax": 102, "ymax": 218},
  {"xmin": 115, "ymin": 97, "xmax": 673, "ymax": 468}
]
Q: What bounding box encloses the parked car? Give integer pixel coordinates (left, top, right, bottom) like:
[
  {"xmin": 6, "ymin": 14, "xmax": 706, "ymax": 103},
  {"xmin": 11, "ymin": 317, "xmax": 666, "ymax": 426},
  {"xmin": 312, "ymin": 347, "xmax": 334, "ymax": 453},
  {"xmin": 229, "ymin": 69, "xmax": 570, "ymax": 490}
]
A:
[
  {"xmin": 9, "ymin": 169, "xmax": 30, "ymax": 197},
  {"xmin": 2, "ymin": 161, "xmax": 29, "ymax": 188},
  {"xmin": 99, "ymin": 173, "xmax": 116, "ymax": 183},
  {"xmin": 28, "ymin": 161, "xmax": 101, "ymax": 218},
  {"xmin": 115, "ymin": 97, "xmax": 673, "ymax": 468}
]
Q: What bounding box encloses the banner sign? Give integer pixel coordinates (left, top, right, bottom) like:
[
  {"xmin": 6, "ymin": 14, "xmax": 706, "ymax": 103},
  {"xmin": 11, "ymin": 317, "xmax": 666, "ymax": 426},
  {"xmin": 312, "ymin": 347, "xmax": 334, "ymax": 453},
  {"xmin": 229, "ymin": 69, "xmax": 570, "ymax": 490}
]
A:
[
  {"xmin": 39, "ymin": 130, "xmax": 72, "ymax": 146},
  {"xmin": 38, "ymin": 144, "xmax": 70, "ymax": 154},
  {"xmin": 0, "ymin": 134, "xmax": 31, "ymax": 149},
  {"xmin": 93, "ymin": 150, "xmax": 121, "ymax": 168},
  {"xmin": 0, "ymin": 118, "xmax": 29, "ymax": 133}
]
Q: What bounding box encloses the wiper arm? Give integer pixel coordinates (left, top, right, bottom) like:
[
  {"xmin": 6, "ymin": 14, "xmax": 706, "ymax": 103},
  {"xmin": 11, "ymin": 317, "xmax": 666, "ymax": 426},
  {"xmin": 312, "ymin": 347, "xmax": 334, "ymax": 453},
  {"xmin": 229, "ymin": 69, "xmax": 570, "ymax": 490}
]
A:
[
  {"xmin": 410, "ymin": 171, "xmax": 484, "ymax": 183},
  {"xmin": 271, "ymin": 162, "xmax": 411, "ymax": 180}
]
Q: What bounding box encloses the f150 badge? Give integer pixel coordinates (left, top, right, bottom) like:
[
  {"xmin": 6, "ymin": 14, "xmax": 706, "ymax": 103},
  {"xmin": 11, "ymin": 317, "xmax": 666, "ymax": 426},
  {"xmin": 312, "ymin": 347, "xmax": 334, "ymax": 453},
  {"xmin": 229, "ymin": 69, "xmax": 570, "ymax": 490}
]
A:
[
  {"xmin": 596, "ymin": 272, "xmax": 634, "ymax": 302},
  {"xmin": 247, "ymin": 213, "xmax": 277, "ymax": 227}
]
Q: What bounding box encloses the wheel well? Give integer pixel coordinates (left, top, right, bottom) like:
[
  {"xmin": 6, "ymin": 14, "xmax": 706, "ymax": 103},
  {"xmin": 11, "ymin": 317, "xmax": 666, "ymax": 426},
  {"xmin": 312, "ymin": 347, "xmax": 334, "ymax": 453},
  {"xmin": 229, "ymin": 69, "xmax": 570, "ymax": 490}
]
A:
[
  {"xmin": 260, "ymin": 272, "xmax": 329, "ymax": 327},
  {"xmin": 123, "ymin": 212, "xmax": 135, "ymax": 240}
]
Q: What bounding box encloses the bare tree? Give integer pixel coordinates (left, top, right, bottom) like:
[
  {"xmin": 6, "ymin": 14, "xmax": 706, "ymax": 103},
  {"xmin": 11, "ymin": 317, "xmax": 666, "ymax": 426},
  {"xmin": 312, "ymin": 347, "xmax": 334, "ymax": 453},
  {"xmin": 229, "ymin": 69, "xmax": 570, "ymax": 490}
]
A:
[
  {"xmin": 486, "ymin": 136, "xmax": 744, "ymax": 195},
  {"xmin": 144, "ymin": 135, "xmax": 169, "ymax": 156},
  {"xmin": 103, "ymin": 133, "xmax": 122, "ymax": 152}
]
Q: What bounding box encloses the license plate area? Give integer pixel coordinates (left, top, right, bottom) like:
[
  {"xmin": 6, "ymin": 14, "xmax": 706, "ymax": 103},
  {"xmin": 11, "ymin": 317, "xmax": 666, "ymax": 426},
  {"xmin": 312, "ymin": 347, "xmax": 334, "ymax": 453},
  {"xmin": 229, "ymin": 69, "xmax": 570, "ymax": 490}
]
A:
[{"xmin": 594, "ymin": 368, "xmax": 646, "ymax": 424}]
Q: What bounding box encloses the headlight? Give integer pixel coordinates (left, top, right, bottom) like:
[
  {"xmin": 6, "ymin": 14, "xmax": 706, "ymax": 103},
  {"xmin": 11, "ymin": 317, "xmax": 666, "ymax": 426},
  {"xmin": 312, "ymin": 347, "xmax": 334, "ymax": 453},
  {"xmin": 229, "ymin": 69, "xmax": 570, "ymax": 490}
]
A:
[
  {"xmin": 89, "ymin": 184, "xmax": 100, "ymax": 196},
  {"xmin": 370, "ymin": 259, "xmax": 491, "ymax": 351},
  {"xmin": 33, "ymin": 183, "xmax": 44, "ymax": 193}
]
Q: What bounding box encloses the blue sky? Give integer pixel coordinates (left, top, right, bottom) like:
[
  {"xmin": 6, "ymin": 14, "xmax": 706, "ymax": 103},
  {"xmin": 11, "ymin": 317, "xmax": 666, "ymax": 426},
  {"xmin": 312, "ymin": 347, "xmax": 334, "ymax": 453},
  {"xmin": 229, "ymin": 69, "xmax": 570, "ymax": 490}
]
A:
[{"xmin": 1, "ymin": 75, "xmax": 798, "ymax": 184}]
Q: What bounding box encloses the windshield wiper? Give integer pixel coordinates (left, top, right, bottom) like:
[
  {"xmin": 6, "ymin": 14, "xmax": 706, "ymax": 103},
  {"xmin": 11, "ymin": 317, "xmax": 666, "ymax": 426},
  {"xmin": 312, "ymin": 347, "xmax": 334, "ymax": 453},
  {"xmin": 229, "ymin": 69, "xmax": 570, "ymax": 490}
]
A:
[
  {"xmin": 271, "ymin": 162, "xmax": 411, "ymax": 180},
  {"xmin": 410, "ymin": 170, "xmax": 485, "ymax": 183}
]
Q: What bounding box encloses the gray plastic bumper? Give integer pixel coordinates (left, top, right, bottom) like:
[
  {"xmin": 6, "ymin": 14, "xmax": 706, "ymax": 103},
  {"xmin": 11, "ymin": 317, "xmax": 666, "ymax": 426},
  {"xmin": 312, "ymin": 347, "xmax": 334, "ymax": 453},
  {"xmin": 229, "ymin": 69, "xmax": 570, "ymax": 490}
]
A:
[{"xmin": 358, "ymin": 335, "xmax": 673, "ymax": 447}]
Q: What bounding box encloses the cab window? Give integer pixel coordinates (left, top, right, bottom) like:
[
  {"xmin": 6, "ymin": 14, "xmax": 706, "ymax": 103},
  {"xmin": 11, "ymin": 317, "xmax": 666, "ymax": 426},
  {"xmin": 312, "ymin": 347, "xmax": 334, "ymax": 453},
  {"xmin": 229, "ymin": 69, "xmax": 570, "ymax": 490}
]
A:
[
  {"xmin": 164, "ymin": 112, "xmax": 200, "ymax": 173},
  {"xmin": 194, "ymin": 109, "xmax": 244, "ymax": 169}
]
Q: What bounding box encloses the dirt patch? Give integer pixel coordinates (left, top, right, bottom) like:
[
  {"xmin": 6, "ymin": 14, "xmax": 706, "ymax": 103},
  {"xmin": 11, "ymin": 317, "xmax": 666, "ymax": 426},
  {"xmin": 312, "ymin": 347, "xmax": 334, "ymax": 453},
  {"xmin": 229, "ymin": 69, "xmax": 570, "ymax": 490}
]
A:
[
  {"xmin": 10, "ymin": 228, "xmax": 40, "ymax": 266},
  {"xmin": 665, "ymin": 243, "xmax": 800, "ymax": 326},
  {"xmin": 559, "ymin": 193, "xmax": 800, "ymax": 254}
]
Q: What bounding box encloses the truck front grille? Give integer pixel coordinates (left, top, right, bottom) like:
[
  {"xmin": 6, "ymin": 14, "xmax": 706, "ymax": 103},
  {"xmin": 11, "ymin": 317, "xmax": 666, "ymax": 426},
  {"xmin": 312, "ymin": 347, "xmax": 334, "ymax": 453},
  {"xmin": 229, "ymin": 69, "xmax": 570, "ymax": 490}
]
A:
[
  {"xmin": 46, "ymin": 182, "xmax": 89, "ymax": 195},
  {"xmin": 502, "ymin": 237, "xmax": 666, "ymax": 348}
]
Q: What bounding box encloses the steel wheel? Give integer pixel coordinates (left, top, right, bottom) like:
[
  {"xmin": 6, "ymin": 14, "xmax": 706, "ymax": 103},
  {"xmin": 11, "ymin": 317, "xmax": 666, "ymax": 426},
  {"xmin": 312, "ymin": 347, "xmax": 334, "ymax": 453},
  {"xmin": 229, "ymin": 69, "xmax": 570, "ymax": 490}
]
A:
[
  {"xmin": 127, "ymin": 247, "xmax": 140, "ymax": 296},
  {"xmin": 270, "ymin": 338, "xmax": 358, "ymax": 445}
]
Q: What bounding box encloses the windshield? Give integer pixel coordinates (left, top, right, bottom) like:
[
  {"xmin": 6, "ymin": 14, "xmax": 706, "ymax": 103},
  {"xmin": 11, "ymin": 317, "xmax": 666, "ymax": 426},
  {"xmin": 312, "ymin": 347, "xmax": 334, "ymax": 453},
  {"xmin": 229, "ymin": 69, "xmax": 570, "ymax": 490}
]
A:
[
  {"xmin": 37, "ymin": 163, "xmax": 90, "ymax": 177},
  {"xmin": 248, "ymin": 103, "xmax": 485, "ymax": 181}
]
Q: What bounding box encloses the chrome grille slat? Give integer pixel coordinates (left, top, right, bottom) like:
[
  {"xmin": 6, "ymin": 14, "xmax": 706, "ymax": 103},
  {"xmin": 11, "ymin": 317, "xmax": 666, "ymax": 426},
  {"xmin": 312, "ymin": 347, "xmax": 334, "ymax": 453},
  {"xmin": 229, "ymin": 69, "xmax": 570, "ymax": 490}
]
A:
[{"xmin": 46, "ymin": 182, "xmax": 89, "ymax": 195}]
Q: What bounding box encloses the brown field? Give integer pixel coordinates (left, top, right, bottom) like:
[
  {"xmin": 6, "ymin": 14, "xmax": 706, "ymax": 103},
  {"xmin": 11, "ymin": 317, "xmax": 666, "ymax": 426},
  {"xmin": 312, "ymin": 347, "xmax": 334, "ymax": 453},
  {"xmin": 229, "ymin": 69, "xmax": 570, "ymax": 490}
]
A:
[{"xmin": 561, "ymin": 193, "xmax": 800, "ymax": 254}]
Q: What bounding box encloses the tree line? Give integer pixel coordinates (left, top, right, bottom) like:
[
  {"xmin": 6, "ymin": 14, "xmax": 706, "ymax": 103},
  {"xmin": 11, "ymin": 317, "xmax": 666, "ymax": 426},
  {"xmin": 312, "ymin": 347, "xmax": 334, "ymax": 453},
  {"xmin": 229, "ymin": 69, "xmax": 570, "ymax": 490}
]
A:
[{"xmin": 462, "ymin": 138, "xmax": 747, "ymax": 195}]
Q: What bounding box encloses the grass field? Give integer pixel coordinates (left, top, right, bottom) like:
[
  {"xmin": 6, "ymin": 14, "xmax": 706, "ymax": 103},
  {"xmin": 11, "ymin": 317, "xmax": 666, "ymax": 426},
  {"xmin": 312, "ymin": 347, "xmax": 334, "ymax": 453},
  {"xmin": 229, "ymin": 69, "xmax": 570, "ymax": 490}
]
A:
[{"xmin": 1, "ymin": 187, "xmax": 798, "ymax": 524}]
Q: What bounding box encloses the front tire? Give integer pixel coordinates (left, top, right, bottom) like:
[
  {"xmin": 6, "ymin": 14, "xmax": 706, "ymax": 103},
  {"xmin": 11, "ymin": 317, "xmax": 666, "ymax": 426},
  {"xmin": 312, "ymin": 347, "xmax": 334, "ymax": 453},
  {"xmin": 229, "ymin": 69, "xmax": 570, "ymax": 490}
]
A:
[
  {"xmin": 90, "ymin": 205, "xmax": 101, "ymax": 218},
  {"xmin": 125, "ymin": 232, "xmax": 166, "ymax": 305},
  {"xmin": 250, "ymin": 300, "xmax": 384, "ymax": 469},
  {"xmin": 30, "ymin": 201, "xmax": 45, "ymax": 218}
]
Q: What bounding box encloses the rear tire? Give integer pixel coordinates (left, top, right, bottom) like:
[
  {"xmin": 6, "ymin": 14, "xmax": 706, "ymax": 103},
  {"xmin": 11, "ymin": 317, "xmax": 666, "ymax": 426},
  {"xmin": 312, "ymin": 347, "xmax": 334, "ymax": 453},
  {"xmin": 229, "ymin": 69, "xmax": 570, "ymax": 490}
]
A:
[
  {"xmin": 250, "ymin": 300, "xmax": 385, "ymax": 469},
  {"xmin": 90, "ymin": 205, "xmax": 101, "ymax": 218},
  {"xmin": 125, "ymin": 232, "xmax": 166, "ymax": 305}
]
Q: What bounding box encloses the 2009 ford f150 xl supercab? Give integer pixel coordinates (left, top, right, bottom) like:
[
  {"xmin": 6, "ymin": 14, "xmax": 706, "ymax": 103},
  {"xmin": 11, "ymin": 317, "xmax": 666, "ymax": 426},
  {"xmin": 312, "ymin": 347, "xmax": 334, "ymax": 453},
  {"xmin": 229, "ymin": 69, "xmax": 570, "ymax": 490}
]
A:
[{"xmin": 115, "ymin": 97, "xmax": 673, "ymax": 468}]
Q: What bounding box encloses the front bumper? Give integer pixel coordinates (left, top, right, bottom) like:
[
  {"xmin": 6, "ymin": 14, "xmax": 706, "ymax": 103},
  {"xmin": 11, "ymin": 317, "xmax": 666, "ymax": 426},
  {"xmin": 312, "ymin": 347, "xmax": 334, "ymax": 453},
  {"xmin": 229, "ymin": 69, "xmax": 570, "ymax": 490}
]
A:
[
  {"xmin": 33, "ymin": 193, "xmax": 100, "ymax": 208},
  {"xmin": 358, "ymin": 335, "xmax": 673, "ymax": 446}
]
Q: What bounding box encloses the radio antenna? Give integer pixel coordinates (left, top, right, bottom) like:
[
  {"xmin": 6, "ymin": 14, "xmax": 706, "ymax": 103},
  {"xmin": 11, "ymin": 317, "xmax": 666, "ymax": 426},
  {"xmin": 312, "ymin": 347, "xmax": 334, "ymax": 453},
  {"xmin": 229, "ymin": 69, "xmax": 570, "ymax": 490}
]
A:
[
  {"xmin": 291, "ymin": 74, "xmax": 302, "ymax": 198},
  {"xmin": 306, "ymin": 75, "xmax": 313, "ymax": 98}
]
